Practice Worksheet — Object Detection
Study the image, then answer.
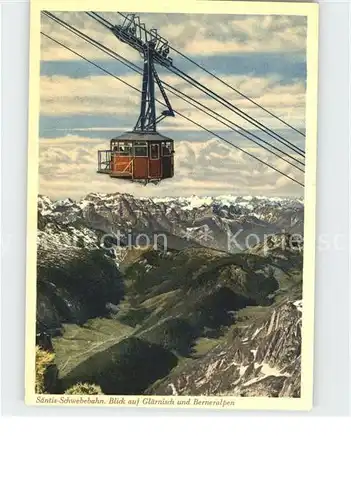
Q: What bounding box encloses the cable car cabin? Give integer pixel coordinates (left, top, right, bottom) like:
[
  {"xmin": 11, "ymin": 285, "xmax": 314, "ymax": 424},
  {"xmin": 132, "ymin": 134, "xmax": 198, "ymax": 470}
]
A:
[{"xmin": 97, "ymin": 132, "xmax": 174, "ymax": 183}]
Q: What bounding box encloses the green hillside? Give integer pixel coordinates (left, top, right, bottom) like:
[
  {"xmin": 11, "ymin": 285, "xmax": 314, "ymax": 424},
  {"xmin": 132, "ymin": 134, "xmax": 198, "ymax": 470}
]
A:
[{"xmin": 37, "ymin": 241, "xmax": 302, "ymax": 395}]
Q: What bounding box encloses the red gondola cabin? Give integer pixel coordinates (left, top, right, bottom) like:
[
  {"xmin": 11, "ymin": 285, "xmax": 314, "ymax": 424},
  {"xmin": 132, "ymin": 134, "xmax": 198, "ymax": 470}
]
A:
[{"xmin": 98, "ymin": 131, "xmax": 175, "ymax": 183}]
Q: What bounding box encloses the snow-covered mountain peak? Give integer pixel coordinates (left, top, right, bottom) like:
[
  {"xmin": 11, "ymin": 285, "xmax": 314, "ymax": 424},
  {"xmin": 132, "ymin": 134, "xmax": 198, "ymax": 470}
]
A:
[{"xmin": 37, "ymin": 191, "xmax": 304, "ymax": 255}]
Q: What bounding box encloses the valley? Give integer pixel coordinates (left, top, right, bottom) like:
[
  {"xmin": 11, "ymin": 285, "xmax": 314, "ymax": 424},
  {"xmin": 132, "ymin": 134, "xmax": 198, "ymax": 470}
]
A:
[{"xmin": 36, "ymin": 192, "xmax": 303, "ymax": 397}]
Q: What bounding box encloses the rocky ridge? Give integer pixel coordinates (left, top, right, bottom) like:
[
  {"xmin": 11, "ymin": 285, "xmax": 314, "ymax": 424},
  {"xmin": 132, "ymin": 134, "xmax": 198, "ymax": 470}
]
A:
[
  {"xmin": 38, "ymin": 192, "xmax": 304, "ymax": 253},
  {"xmin": 148, "ymin": 299, "xmax": 302, "ymax": 397}
]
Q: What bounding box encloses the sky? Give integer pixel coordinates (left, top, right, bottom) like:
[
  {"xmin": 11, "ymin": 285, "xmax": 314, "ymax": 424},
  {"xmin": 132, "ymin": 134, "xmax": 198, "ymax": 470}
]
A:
[{"xmin": 39, "ymin": 11, "xmax": 307, "ymax": 200}]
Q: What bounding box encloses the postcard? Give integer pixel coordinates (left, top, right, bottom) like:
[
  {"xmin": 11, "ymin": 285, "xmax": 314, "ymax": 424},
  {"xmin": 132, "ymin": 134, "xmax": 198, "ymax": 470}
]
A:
[{"xmin": 25, "ymin": 0, "xmax": 319, "ymax": 410}]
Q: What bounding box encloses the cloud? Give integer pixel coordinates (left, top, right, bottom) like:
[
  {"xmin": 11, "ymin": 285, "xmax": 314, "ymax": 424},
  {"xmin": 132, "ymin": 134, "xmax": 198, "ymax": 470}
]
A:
[
  {"xmin": 39, "ymin": 73, "xmax": 306, "ymax": 133},
  {"xmin": 40, "ymin": 12, "xmax": 307, "ymax": 61},
  {"xmin": 40, "ymin": 11, "xmax": 141, "ymax": 62},
  {"xmin": 167, "ymin": 13, "xmax": 306, "ymax": 54},
  {"xmin": 39, "ymin": 135, "xmax": 304, "ymax": 201},
  {"xmin": 38, "ymin": 12, "xmax": 307, "ymax": 200}
]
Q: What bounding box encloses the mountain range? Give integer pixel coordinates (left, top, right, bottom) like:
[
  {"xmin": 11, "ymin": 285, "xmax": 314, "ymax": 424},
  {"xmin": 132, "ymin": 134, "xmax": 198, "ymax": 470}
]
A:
[
  {"xmin": 38, "ymin": 192, "xmax": 304, "ymax": 252},
  {"xmin": 36, "ymin": 192, "xmax": 304, "ymax": 398}
]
